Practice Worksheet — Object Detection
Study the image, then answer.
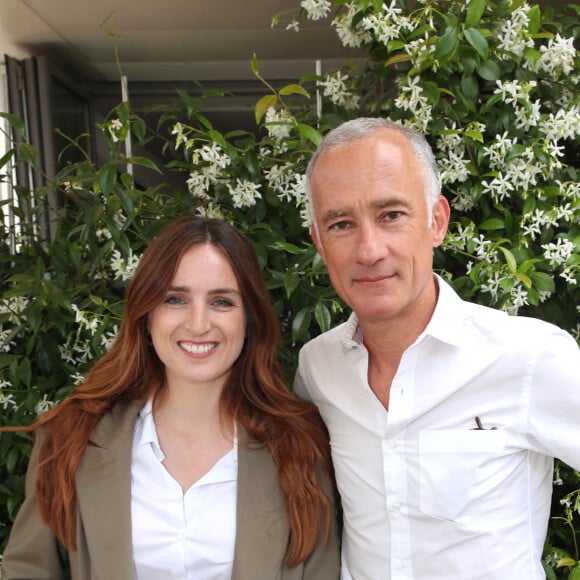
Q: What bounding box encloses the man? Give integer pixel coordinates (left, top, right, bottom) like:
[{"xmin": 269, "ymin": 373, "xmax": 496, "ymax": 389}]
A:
[{"xmin": 294, "ymin": 117, "xmax": 580, "ymax": 579}]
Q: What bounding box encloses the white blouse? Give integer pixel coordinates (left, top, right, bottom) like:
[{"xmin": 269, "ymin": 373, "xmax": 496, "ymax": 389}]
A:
[{"xmin": 131, "ymin": 399, "xmax": 238, "ymax": 580}]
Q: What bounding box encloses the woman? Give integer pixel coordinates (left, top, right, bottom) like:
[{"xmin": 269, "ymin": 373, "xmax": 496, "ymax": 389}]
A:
[{"xmin": 2, "ymin": 216, "xmax": 339, "ymax": 579}]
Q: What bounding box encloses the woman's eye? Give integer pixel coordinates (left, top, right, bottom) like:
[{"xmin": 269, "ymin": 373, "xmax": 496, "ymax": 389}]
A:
[
  {"xmin": 213, "ymin": 298, "xmax": 234, "ymax": 308},
  {"xmin": 165, "ymin": 295, "xmax": 184, "ymax": 305}
]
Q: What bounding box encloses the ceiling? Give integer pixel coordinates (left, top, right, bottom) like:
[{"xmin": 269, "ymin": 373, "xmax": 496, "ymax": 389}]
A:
[{"xmin": 0, "ymin": 0, "xmax": 363, "ymax": 83}]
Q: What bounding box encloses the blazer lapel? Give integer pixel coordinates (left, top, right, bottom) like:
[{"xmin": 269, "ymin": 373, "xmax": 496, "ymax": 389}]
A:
[
  {"xmin": 75, "ymin": 401, "xmax": 143, "ymax": 580},
  {"xmin": 232, "ymin": 430, "xmax": 288, "ymax": 580}
]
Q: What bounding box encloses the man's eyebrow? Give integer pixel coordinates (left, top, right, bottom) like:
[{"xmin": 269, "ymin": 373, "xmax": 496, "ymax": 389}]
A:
[
  {"xmin": 371, "ymin": 196, "xmax": 412, "ymax": 210},
  {"xmin": 320, "ymin": 196, "xmax": 412, "ymax": 224},
  {"xmin": 320, "ymin": 207, "xmax": 353, "ymax": 225}
]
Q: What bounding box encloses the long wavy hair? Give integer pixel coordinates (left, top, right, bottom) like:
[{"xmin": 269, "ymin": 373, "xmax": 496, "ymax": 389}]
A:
[{"xmin": 12, "ymin": 215, "xmax": 333, "ymax": 566}]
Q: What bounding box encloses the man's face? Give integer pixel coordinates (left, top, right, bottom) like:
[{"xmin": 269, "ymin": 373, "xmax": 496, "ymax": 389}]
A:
[{"xmin": 309, "ymin": 129, "xmax": 449, "ymax": 330}]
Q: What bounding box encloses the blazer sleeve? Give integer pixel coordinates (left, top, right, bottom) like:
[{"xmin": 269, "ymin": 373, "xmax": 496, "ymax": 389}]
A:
[
  {"xmin": 1, "ymin": 432, "xmax": 69, "ymax": 580},
  {"xmin": 301, "ymin": 463, "xmax": 341, "ymax": 580}
]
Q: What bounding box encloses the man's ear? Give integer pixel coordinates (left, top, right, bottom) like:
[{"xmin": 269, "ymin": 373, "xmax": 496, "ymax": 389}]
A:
[
  {"xmin": 431, "ymin": 195, "xmax": 450, "ymax": 247},
  {"xmin": 310, "ymin": 224, "xmax": 327, "ymax": 262}
]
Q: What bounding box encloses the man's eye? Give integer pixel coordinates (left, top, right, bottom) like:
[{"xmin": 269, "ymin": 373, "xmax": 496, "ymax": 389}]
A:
[
  {"xmin": 329, "ymin": 220, "xmax": 350, "ymax": 231},
  {"xmin": 383, "ymin": 211, "xmax": 403, "ymax": 221}
]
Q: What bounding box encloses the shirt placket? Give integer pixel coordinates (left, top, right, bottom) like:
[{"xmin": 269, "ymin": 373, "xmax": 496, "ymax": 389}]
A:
[{"xmin": 382, "ymin": 345, "xmax": 417, "ymax": 579}]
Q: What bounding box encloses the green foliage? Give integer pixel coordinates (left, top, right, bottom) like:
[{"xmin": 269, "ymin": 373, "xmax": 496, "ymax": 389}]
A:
[{"xmin": 0, "ymin": 1, "xmax": 579, "ymax": 576}]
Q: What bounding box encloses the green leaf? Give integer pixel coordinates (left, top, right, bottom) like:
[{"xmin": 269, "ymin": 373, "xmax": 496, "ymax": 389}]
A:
[
  {"xmin": 255, "ymin": 95, "xmax": 277, "ymax": 124},
  {"xmin": 435, "ymin": 27, "xmax": 459, "ymax": 63},
  {"xmin": 385, "ymin": 53, "xmax": 413, "ymax": 67},
  {"xmin": 0, "ymin": 112, "xmax": 27, "ymax": 137},
  {"xmin": 498, "ymin": 246, "xmax": 517, "ymax": 274},
  {"xmin": 279, "ymin": 84, "xmax": 310, "ymax": 98},
  {"xmin": 251, "ymin": 53, "xmax": 259, "ymax": 76},
  {"xmin": 19, "ymin": 357, "xmax": 31, "ymax": 387},
  {"xmin": 98, "ymin": 164, "xmax": 117, "ymax": 195},
  {"xmin": 126, "ymin": 156, "xmax": 162, "ymax": 173},
  {"xmin": 530, "ymin": 271, "xmax": 555, "ymax": 293},
  {"xmin": 463, "ymin": 28, "xmax": 489, "ymax": 60},
  {"xmin": 464, "ymin": 129, "xmax": 484, "ymax": 143},
  {"xmin": 527, "ymin": 4, "xmax": 541, "ymax": 34},
  {"xmin": 476, "ymin": 59, "xmax": 500, "ymax": 81},
  {"xmin": 479, "ymin": 217, "xmax": 504, "ymax": 230},
  {"xmin": 461, "ymin": 75, "xmax": 479, "ymax": 100},
  {"xmin": 292, "ymin": 308, "xmax": 311, "ymax": 341},
  {"xmin": 569, "ymin": 565, "xmax": 580, "ymax": 580},
  {"xmin": 556, "ymin": 557, "xmax": 577, "ymax": 569},
  {"xmin": 465, "ymin": 0, "xmax": 487, "ymax": 28},
  {"xmin": 314, "ymin": 301, "xmax": 332, "ymax": 333},
  {"xmin": 0, "ymin": 147, "xmax": 15, "ymax": 171},
  {"xmin": 298, "ymin": 123, "xmax": 322, "ymax": 146}
]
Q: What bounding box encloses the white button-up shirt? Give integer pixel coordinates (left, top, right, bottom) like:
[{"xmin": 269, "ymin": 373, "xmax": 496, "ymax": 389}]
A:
[
  {"xmin": 131, "ymin": 399, "xmax": 238, "ymax": 580},
  {"xmin": 295, "ymin": 275, "xmax": 580, "ymax": 580}
]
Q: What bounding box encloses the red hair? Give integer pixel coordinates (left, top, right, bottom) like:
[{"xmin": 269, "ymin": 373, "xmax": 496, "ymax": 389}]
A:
[{"xmin": 9, "ymin": 216, "xmax": 333, "ymax": 566}]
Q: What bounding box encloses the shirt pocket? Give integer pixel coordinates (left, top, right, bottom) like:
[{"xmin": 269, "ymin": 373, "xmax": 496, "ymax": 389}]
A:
[{"xmin": 419, "ymin": 429, "xmax": 506, "ymax": 522}]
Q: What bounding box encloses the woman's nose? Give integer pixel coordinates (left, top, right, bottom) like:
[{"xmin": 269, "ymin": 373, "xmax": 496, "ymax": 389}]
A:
[{"xmin": 184, "ymin": 303, "xmax": 211, "ymax": 333}]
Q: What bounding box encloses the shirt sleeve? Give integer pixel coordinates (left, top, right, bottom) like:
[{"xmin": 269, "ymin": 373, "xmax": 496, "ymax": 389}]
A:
[
  {"xmin": 527, "ymin": 326, "xmax": 580, "ymax": 470},
  {"xmin": 293, "ymin": 350, "xmax": 313, "ymax": 402},
  {"xmin": 1, "ymin": 432, "xmax": 68, "ymax": 579}
]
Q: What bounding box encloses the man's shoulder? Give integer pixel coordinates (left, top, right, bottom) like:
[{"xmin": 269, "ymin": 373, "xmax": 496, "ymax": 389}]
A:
[{"xmin": 300, "ymin": 319, "xmax": 352, "ymax": 354}]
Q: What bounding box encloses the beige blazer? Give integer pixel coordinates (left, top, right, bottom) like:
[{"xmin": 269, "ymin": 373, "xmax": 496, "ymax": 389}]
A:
[{"xmin": 2, "ymin": 401, "xmax": 340, "ymax": 579}]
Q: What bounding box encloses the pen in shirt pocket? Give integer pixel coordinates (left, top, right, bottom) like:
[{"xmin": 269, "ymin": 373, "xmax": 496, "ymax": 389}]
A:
[{"xmin": 471, "ymin": 416, "xmax": 498, "ymax": 430}]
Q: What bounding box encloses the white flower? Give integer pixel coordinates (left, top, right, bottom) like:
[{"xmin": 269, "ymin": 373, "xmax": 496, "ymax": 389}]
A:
[
  {"xmin": 536, "ymin": 33, "xmax": 576, "ymax": 77},
  {"xmin": 0, "ymin": 296, "xmax": 30, "ymax": 324},
  {"xmin": 506, "ymin": 283, "xmax": 529, "ymax": 314},
  {"xmin": 106, "ymin": 118, "xmax": 124, "ymax": 143},
  {"xmin": 227, "ymin": 179, "xmax": 262, "ymax": 208},
  {"xmin": 301, "ymin": 0, "xmax": 332, "ymax": 20},
  {"xmin": 70, "ymin": 304, "xmax": 99, "ymax": 333},
  {"xmin": 364, "ymin": 0, "xmax": 414, "ymax": 42},
  {"xmin": 438, "ymin": 150, "xmax": 470, "ymax": 185},
  {"xmin": 110, "ymin": 249, "xmax": 141, "ymax": 282},
  {"xmin": 35, "ymin": 394, "xmax": 57, "ymax": 416},
  {"xmin": 539, "ymin": 106, "xmax": 580, "ymax": 142},
  {"xmin": 265, "ymin": 108, "xmax": 294, "ymax": 141},
  {"xmin": 100, "ymin": 325, "xmax": 119, "ymax": 351},
  {"xmin": 496, "ymin": 6, "xmax": 534, "ymax": 59},
  {"xmin": 0, "ymin": 327, "xmax": 16, "ymax": 353},
  {"xmin": 193, "ymin": 143, "xmax": 231, "ymax": 169},
  {"xmin": 542, "ymin": 238, "xmax": 575, "ymax": 268},
  {"xmin": 0, "ymin": 389, "xmax": 17, "ymax": 410},
  {"xmin": 72, "ymin": 372, "xmax": 86, "ymax": 386},
  {"xmin": 332, "ymin": 3, "xmax": 372, "ymax": 48},
  {"xmin": 319, "ymin": 71, "xmax": 360, "ymax": 110}
]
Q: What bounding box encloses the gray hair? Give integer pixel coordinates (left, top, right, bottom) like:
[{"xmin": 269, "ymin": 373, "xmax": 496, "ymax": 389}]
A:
[{"xmin": 305, "ymin": 118, "xmax": 441, "ymax": 225}]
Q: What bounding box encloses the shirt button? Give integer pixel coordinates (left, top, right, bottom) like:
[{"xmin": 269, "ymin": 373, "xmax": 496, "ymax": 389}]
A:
[
  {"xmin": 388, "ymin": 440, "xmax": 396, "ymax": 449},
  {"xmin": 392, "ymin": 502, "xmax": 401, "ymax": 511}
]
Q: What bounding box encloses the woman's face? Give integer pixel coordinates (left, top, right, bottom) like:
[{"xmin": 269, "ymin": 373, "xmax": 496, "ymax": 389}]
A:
[{"xmin": 148, "ymin": 243, "xmax": 247, "ymax": 393}]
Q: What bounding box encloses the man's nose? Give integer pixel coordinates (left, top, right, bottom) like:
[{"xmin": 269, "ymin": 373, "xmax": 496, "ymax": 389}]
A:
[{"xmin": 355, "ymin": 224, "xmax": 386, "ymax": 266}]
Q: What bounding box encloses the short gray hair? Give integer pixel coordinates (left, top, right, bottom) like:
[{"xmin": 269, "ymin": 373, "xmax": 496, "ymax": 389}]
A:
[{"xmin": 305, "ymin": 117, "xmax": 441, "ymax": 225}]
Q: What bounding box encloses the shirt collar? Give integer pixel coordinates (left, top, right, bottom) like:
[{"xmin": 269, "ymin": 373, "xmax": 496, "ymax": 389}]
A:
[
  {"xmin": 338, "ymin": 274, "xmax": 464, "ymax": 350},
  {"xmin": 135, "ymin": 397, "xmax": 239, "ymax": 474},
  {"xmin": 135, "ymin": 397, "xmax": 165, "ymax": 461}
]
